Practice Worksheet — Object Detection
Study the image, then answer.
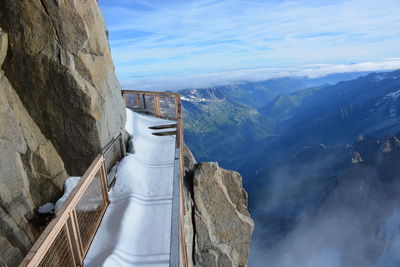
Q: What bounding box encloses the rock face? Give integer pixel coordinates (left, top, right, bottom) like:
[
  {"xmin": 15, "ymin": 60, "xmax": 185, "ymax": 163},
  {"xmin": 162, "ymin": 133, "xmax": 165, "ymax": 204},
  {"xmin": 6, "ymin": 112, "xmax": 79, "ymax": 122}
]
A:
[
  {"xmin": 182, "ymin": 145, "xmax": 196, "ymax": 267},
  {"xmin": 0, "ymin": 28, "xmax": 68, "ymax": 266},
  {"xmin": 193, "ymin": 162, "xmax": 254, "ymax": 266},
  {"xmin": 183, "ymin": 146, "xmax": 254, "ymax": 267},
  {"xmin": 0, "ymin": 0, "xmax": 126, "ymax": 174},
  {"xmin": 0, "ymin": 1, "xmax": 126, "ymax": 264}
]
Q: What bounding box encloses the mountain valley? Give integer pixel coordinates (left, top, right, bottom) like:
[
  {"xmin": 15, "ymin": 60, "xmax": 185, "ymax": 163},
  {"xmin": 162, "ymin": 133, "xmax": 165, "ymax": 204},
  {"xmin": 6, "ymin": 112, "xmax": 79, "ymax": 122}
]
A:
[{"xmin": 180, "ymin": 69, "xmax": 400, "ymax": 266}]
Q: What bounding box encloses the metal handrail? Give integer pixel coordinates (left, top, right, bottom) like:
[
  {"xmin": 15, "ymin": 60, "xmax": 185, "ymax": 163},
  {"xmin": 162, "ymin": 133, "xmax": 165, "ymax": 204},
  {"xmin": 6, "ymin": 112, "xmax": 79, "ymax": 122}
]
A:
[
  {"xmin": 102, "ymin": 134, "xmax": 125, "ymax": 189},
  {"xmin": 20, "ymin": 155, "xmax": 110, "ymax": 267},
  {"xmin": 20, "ymin": 90, "xmax": 187, "ymax": 267},
  {"xmin": 121, "ymin": 90, "xmax": 181, "ymax": 120}
]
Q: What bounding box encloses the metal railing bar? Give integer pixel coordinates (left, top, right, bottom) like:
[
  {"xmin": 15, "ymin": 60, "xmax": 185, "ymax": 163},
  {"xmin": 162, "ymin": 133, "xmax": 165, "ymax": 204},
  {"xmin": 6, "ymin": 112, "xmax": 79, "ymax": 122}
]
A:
[
  {"xmin": 20, "ymin": 155, "xmax": 107, "ymax": 267},
  {"xmin": 81, "ymin": 197, "xmax": 109, "ymax": 259},
  {"xmin": 170, "ymin": 148, "xmax": 181, "ymax": 267},
  {"xmin": 66, "ymin": 212, "xmax": 83, "ymax": 263},
  {"xmin": 102, "ymin": 134, "xmax": 125, "ymax": 190},
  {"xmin": 102, "ymin": 134, "xmax": 122, "ymax": 156},
  {"xmin": 121, "ymin": 89, "xmax": 180, "ymax": 97},
  {"xmin": 155, "ymin": 95, "xmax": 161, "ymax": 117}
]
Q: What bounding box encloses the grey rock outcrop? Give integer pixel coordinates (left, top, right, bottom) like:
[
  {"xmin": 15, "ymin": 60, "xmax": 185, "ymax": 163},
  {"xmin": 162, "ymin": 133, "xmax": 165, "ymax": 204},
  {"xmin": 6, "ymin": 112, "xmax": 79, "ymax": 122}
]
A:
[
  {"xmin": 0, "ymin": 0, "xmax": 126, "ymax": 264},
  {"xmin": 182, "ymin": 145, "xmax": 196, "ymax": 267},
  {"xmin": 0, "ymin": 0, "xmax": 126, "ymax": 174},
  {"xmin": 193, "ymin": 162, "xmax": 254, "ymax": 267},
  {"xmin": 351, "ymin": 151, "xmax": 363, "ymax": 163},
  {"xmin": 183, "ymin": 146, "xmax": 253, "ymax": 267},
  {"xmin": 1, "ymin": 27, "xmax": 68, "ymax": 266}
]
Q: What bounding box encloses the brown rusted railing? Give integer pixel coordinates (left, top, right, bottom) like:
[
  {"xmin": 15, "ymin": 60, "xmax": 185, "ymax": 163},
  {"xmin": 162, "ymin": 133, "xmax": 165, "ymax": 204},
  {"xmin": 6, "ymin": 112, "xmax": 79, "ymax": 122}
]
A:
[
  {"xmin": 20, "ymin": 155, "xmax": 110, "ymax": 267},
  {"xmin": 121, "ymin": 90, "xmax": 188, "ymax": 267}
]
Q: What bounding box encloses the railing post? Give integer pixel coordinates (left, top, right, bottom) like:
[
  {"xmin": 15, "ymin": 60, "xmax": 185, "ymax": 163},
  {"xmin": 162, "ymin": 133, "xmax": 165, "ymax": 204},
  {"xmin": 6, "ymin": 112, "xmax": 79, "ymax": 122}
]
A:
[
  {"xmin": 136, "ymin": 94, "xmax": 140, "ymax": 108},
  {"xmin": 119, "ymin": 134, "xmax": 126, "ymax": 158},
  {"xmin": 64, "ymin": 225, "xmax": 79, "ymax": 266},
  {"xmin": 142, "ymin": 94, "xmax": 147, "ymax": 110},
  {"xmin": 122, "ymin": 92, "xmax": 126, "ymax": 107},
  {"xmin": 154, "ymin": 95, "xmax": 161, "ymax": 117},
  {"xmin": 174, "ymin": 95, "xmax": 180, "ymax": 120},
  {"xmin": 66, "ymin": 211, "xmax": 84, "ymax": 266},
  {"xmin": 99, "ymin": 160, "xmax": 111, "ymax": 204}
]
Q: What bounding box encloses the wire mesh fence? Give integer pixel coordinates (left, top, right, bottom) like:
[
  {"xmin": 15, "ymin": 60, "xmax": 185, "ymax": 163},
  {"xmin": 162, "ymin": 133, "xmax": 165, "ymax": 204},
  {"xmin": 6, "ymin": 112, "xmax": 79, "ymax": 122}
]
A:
[
  {"xmin": 75, "ymin": 171, "xmax": 107, "ymax": 253},
  {"xmin": 124, "ymin": 93, "xmax": 139, "ymax": 109},
  {"xmin": 37, "ymin": 226, "xmax": 74, "ymax": 267},
  {"xmin": 159, "ymin": 95, "xmax": 178, "ymax": 119},
  {"xmin": 144, "ymin": 95, "xmax": 155, "ymax": 113},
  {"xmin": 122, "ymin": 90, "xmax": 180, "ymax": 120},
  {"xmin": 103, "ymin": 134, "xmax": 125, "ymax": 189},
  {"xmin": 20, "ymin": 155, "xmax": 110, "ymax": 267}
]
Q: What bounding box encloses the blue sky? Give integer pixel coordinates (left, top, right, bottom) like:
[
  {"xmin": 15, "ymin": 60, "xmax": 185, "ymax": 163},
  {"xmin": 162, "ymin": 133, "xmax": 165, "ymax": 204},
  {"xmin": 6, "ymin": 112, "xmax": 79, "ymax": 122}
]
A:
[{"xmin": 99, "ymin": 0, "xmax": 400, "ymax": 90}]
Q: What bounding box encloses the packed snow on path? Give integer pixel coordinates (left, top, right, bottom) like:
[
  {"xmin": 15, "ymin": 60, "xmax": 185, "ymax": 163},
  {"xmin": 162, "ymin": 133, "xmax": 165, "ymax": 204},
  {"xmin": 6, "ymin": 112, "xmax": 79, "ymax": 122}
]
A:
[{"xmin": 84, "ymin": 109, "xmax": 176, "ymax": 266}]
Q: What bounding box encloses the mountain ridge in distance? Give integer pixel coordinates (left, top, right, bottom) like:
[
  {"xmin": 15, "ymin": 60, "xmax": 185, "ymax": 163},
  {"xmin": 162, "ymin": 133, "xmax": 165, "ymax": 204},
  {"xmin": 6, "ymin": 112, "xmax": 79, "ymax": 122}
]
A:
[{"xmin": 180, "ymin": 68, "xmax": 400, "ymax": 266}]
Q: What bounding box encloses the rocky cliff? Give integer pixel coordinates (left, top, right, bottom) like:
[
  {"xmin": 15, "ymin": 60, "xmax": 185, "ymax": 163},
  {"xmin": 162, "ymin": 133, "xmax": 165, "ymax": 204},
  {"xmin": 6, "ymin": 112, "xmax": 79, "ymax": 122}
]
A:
[
  {"xmin": 183, "ymin": 146, "xmax": 254, "ymax": 267},
  {"xmin": 0, "ymin": 1, "xmax": 125, "ymax": 265},
  {"xmin": 1, "ymin": 26, "xmax": 68, "ymax": 267},
  {"xmin": 0, "ymin": 1, "xmax": 252, "ymax": 266},
  {"xmin": 0, "ymin": 0, "xmax": 125, "ymax": 174}
]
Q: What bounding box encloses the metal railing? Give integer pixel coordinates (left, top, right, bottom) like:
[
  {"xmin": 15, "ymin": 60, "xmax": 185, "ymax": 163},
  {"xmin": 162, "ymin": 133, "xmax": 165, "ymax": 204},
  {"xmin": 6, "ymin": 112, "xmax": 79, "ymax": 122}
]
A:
[
  {"xmin": 122, "ymin": 90, "xmax": 181, "ymax": 120},
  {"xmin": 20, "ymin": 90, "xmax": 187, "ymax": 267},
  {"xmin": 121, "ymin": 90, "xmax": 188, "ymax": 267},
  {"xmin": 102, "ymin": 134, "xmax": 125, "ymax": 189},
  {"xmin": 20, "ymin": 155, "xmax": 110, "ymax": 267}
]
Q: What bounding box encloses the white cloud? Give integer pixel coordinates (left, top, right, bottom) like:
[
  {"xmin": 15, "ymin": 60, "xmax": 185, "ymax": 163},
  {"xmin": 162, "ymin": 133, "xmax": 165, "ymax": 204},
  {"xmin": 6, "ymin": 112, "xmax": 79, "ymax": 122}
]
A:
[
  {"xmin": 120, "ymin": 59, "xmax": 400, "ymax": 91},
  {"xmin": 99, "ymin": 0, "xmax": 400, "ymax": 88}
]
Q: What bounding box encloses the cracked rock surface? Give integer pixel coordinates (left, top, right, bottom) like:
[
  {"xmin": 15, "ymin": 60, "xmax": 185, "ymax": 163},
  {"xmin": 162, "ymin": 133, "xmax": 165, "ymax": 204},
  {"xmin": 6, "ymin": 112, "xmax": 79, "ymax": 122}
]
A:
[
  {"xmin": 0, "ymin": 1, "xmax": 126, "ymax": 264},
  {"xmin": 0, "ymin": 0, "xmax": 126, "ymax": 174},
  {"xmin": 1, "ymin": 27, "xmax": 68, "ymax": 266},
  {"xmin": 183, "ymin": 146, "xmax": 254, "ymax": 267}
]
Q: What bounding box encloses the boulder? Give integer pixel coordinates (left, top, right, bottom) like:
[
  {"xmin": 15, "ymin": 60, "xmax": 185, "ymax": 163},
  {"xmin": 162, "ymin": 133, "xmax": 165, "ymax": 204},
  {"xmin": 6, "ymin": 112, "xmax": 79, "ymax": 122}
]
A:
[
  {"xmin": 0, "ymin": 0, "xmax": 126, "ymax": 174},
  {"xmin": 192, "ymin": 162, "xmax": 254, "ymax": 267}
]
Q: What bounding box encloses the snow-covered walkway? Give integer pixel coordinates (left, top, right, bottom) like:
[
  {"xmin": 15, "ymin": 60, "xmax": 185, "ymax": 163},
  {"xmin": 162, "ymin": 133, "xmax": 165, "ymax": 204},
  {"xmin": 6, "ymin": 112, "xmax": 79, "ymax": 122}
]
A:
[{"xmin": 84, "ymin": 109, "xmax": 176, "ymax": 266}]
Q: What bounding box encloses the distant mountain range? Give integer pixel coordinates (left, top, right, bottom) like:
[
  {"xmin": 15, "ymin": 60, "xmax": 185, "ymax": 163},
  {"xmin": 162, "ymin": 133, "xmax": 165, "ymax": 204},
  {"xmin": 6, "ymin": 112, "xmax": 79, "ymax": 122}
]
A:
[
  {"xmin": 180, "ymin": 70, "xmax": 395, "ymax": 169},
  {"xmin": 179, "ymin": 69, "xmax": 400, "ymax": 266},
  {"xmin": 249, "ymin": 133, "xmax": 400, "ymax": 266},
  {"xmin": 241, "ymin": 70, "xmax": 400, "ymax": 181},
  {"xmin": 181, "ymin": 87, "xmax": 273, "ymax": 169}
]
